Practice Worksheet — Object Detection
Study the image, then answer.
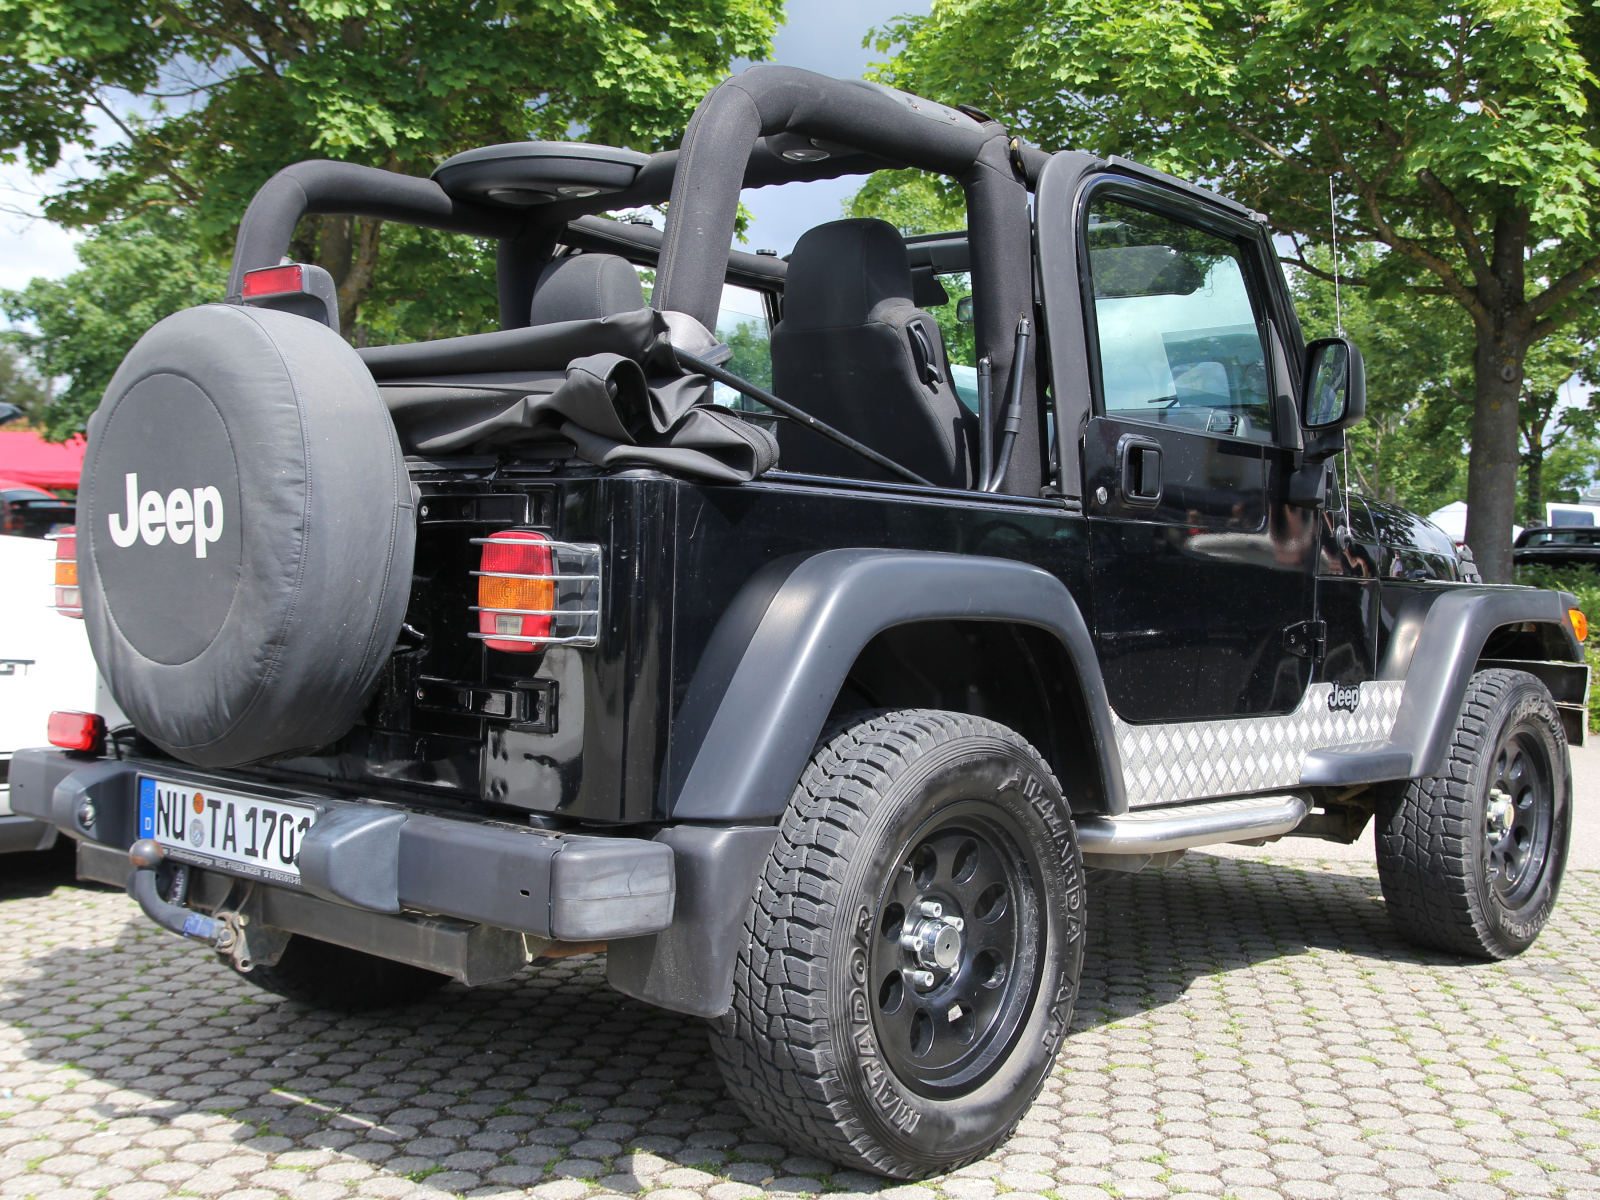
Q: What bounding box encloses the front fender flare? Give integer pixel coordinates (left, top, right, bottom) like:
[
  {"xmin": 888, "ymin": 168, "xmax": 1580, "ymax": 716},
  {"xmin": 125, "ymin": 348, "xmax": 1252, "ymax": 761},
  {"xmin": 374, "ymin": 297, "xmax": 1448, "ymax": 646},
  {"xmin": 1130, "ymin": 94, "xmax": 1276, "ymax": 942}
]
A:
[
  {"xmin": 1302, "ymin": 585, "xmax": 1582, "ymax": 785},
  {"xmin": 666, "ymin": 548, "xmax": 1125, "ymax": 821}
]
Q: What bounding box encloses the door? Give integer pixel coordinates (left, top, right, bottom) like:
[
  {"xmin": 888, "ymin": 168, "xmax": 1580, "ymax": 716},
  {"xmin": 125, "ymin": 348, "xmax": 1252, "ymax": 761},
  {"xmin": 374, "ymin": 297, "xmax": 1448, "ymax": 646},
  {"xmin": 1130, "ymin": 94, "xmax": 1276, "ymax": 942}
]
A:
[{"xmin": 1081, "ymin": 186, "xmax": 1317, "ymax": 723}]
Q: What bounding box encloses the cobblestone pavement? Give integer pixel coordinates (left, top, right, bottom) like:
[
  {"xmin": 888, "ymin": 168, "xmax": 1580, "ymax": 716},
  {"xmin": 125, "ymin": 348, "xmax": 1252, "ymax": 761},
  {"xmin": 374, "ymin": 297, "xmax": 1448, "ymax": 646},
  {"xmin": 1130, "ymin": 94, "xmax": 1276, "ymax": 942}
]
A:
[{"xmin": 3, "ymin": 846, "xmax": 1598, "ymax": 1200}]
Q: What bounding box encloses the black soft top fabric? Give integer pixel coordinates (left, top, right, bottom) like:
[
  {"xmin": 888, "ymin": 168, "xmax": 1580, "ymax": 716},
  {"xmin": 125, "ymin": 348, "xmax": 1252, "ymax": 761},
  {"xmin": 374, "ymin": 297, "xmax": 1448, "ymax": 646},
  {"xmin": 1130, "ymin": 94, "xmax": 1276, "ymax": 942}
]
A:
[{"xmin": 361, "ymin": 308, "xmax": 776, "ymax": 484}]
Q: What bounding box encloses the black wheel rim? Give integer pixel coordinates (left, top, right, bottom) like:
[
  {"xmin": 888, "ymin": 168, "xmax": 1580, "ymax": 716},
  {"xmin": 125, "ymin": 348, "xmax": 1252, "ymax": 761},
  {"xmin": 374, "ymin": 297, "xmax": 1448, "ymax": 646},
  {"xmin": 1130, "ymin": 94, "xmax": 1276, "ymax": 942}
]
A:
[
  {"xmin": 867, "ymin": 800, "xmax": 1042, "ymax": 1097},
  {"xmin": 1484, "ymin": 725, "xmax": 1555, "ymax": 909}
]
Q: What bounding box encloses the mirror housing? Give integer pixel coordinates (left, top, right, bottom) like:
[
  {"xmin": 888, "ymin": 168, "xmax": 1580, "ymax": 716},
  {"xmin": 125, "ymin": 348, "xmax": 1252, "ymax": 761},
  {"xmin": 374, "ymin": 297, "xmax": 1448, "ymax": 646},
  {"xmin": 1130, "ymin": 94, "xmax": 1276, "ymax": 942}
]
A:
[
  {"xmin": 1302, "ymin": 336, "xmax": 1366, "ymax": 431},
  {"xmin": 955, "ymin": 295, "xmax": 974, "ymax": 324}
]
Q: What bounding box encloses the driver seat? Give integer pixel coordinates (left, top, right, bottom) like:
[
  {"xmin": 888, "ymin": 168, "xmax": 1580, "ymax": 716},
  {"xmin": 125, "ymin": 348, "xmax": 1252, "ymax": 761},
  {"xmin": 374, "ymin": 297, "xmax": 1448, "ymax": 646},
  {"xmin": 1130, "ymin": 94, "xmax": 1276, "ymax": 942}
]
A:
[{"xmin": 770, "ymin": 219, "xmax": 974, "ymax": 487}]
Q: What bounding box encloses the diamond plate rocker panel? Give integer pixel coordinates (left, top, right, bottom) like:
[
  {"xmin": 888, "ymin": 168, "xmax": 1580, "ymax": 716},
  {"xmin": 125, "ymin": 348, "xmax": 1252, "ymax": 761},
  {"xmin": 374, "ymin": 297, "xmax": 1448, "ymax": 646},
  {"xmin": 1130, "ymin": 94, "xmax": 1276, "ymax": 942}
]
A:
[{"xmin": 1112, "ymin": 681, "xmax": 1406, "ymax": 808}]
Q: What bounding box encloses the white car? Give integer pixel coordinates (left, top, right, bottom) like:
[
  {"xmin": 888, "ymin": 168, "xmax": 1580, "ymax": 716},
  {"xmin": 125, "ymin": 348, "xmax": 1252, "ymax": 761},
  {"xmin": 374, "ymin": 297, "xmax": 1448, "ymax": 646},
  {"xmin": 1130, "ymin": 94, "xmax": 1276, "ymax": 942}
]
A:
[{"xmin": 0, "ymin": 530, "xmax": 121, "ymax": 853}]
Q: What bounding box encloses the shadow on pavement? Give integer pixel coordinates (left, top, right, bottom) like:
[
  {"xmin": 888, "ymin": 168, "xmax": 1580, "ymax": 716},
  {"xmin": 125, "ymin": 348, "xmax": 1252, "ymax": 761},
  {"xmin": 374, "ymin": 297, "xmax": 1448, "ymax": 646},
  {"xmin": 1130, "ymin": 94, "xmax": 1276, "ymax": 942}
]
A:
[
  {"xmin": 0, "ymin": 854, "xmax": 1466, "ymax": 1193},
  {"xmin": 0, "ymin": 838, "xmax": 83, "ymax": 901}
]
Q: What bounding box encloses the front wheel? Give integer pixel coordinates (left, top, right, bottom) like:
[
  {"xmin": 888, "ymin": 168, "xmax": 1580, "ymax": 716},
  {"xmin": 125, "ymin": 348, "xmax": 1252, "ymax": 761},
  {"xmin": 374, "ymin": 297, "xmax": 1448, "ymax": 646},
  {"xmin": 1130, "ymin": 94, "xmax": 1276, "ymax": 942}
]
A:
[
  {"xmin": 709, "ymin": 710, "xmax": 1086, "ymax": 1178},
  {"xmin": 1377, "ymin": 668, "xmax": 1571, "ymax": 959}
]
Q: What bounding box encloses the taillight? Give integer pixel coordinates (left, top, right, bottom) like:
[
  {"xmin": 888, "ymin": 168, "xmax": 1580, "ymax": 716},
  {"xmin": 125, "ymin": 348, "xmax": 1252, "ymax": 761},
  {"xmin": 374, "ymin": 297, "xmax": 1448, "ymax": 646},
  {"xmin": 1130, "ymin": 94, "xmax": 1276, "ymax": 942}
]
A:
[
  {"xmin": 48, "ymin": 526, "xmax": 82, "ymax": 618},
  {"xmin": 476, "ymin": 531, "xmax": 554, "ymax": 650},
  {"xmin": 242, "ymin": 263, "xmax": 304, "ymax": 298},
  {"xmin": 470, "ymin": 531, "xmax": 601, "ymax": 651},
  {"xmin": 49, "ymin": 710, "xmax": 105, "ymax": 754}
]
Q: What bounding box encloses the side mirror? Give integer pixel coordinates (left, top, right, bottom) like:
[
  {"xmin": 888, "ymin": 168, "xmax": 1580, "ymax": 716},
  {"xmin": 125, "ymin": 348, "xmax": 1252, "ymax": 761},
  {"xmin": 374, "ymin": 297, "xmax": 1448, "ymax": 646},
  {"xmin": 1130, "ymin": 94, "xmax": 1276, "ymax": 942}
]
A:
[
  {"xmin": 1302, "ymin": 337, "xmax": 1366, "ymax": 430},
  {"xmin": 955, "ymin": 295, "xmax": 974, "ymax": 324}
]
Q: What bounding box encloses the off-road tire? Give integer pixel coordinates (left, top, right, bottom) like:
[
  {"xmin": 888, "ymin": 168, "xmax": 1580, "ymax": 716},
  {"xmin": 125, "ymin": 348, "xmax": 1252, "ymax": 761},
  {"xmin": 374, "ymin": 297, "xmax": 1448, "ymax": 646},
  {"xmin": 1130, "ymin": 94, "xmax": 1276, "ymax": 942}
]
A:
[
  {"xmin": 1376, "ymin": 669, "xmax": 1570, "ymax": 959},
  {"xmin": 232, "ymin": 934, "xmax": 451, "ymax": 1010},
  {"xmin": 709, "ymin": 710, "xmax": 1086, "ymax": 1178}
]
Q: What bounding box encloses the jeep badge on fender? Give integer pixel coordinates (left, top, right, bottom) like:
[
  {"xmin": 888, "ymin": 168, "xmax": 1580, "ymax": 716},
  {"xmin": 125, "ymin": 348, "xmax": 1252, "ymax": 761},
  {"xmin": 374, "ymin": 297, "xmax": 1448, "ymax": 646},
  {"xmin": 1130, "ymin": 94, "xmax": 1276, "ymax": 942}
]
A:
[
  {"xmin": 106, "ymin": 473, "xmax": 224, "ymax": 557},
  {"xmin": 1327, "ymin": 682, "xmax": 1362, "ymax": 713}
]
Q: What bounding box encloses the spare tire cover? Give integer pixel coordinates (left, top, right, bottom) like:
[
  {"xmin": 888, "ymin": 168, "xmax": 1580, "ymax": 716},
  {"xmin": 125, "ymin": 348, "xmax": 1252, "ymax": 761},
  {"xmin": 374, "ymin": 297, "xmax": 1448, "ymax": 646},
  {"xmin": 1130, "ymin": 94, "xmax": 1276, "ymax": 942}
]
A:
[{"xmin": 80, "ymin": 304, "xmax": 415, "ymax": 767}]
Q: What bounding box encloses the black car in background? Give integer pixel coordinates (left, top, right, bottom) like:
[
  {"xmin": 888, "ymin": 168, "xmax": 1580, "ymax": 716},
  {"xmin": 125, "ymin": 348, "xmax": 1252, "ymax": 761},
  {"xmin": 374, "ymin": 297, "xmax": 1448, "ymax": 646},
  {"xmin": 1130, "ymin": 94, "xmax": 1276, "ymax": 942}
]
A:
[
  {"xmin": 0, "ymin": 483, "xmax": 74, "ymax": 538},
  {"xmin": 1515, "ymin": 525, "xmax": 1600, "ymax": 571}
]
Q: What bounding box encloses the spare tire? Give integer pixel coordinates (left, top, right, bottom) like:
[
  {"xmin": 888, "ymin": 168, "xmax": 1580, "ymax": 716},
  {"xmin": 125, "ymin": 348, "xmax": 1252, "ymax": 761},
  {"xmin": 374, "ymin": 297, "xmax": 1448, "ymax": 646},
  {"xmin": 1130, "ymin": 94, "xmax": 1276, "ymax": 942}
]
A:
[{"xmin": 79, "ymin": 304, "xmax": 415, "ymax": 768}]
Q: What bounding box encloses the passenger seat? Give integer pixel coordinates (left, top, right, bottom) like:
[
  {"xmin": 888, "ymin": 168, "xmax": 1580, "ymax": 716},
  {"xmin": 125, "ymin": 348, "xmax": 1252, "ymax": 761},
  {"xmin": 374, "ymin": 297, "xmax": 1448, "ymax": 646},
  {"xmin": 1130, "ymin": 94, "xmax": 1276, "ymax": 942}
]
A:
[
  {"xmin": 528, "ymin": 253, "xmax": 645, "ymax": 323},
  {"xmin": 769, "ymin": 219, "xmax": 974, "ymax": 487}
]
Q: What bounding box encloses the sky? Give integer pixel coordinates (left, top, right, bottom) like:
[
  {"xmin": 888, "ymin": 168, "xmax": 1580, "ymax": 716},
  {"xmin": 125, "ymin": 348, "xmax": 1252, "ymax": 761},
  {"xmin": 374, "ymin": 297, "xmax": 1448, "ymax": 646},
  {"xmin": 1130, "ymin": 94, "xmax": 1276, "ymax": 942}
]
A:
[{"xmin": 0, "ymin": 1, "xmax": 931, "ymax": 296}]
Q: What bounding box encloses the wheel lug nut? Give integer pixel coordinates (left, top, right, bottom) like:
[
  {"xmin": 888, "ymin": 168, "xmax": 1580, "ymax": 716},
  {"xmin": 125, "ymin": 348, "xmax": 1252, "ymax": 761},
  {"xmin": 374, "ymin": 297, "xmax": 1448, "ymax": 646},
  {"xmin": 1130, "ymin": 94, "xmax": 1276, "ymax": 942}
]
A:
[
  {"xmin": 904, "ymin": 968, "xmax": 935, "ymax": 989},
  {"xmin": 918, "ymin": 900, "xmax": 942, "ymax": 918},
  {"xmin": 942, "ymin": 915, "xmax": 964, "ymax": 931}
]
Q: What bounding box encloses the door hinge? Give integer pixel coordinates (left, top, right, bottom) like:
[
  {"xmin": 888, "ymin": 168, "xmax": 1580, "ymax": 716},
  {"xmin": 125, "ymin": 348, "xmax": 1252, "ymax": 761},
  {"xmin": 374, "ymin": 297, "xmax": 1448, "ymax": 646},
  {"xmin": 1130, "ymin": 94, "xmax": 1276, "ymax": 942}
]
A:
[{"xmin": 1284, "ymin": 620, "xmax": 1326, "ymax": 660}]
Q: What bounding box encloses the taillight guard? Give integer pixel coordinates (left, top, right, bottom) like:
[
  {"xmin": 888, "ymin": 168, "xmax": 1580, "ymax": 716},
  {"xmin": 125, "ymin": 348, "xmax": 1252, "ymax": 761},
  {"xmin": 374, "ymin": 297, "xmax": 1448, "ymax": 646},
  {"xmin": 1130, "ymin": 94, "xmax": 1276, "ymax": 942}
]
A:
[
  {"xmin": 47, "ymin": 527, "xmax": 83, "ymax": 619},
  {"xmin": 470, "ymin": 534, "xmax": 602, "ymax": 649}
]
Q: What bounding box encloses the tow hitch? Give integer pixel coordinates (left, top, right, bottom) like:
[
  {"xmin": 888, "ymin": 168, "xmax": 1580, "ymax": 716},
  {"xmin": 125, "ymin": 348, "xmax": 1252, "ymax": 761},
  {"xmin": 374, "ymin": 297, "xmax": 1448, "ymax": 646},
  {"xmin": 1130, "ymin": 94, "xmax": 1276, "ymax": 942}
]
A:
[{"xmin": 126, "ymin": 839, "xmax": 257, "ymax": 967}]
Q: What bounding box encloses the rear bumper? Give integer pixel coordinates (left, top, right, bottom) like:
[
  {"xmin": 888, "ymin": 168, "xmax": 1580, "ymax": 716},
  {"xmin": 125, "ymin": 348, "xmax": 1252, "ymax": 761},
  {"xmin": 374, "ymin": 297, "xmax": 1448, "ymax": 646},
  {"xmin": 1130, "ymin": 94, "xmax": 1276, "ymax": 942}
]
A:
[
  {"xmin": 11, "ymin": 748, "xmax": 674, "ymax": 941},
  {"xmin": 0, "ymin": 813, "xmax": 57, "ymax": 854}
]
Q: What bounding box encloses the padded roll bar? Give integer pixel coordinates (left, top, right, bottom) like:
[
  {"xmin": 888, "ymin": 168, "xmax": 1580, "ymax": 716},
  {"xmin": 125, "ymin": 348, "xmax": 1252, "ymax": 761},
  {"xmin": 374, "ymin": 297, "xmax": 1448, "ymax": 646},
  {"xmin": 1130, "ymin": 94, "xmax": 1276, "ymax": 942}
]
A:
[
  {"xmin": 226, "ymin": 160, "xmax": 526, "ymax": 299},
  {"xmin": 655, "ymin": 65, "xmax": 1043, "ymax": 495}
]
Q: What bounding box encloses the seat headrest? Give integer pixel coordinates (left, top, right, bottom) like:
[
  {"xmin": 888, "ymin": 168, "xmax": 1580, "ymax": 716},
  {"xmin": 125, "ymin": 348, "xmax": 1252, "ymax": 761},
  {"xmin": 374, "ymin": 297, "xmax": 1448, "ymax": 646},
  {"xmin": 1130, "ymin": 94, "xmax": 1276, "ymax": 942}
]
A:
[
  {"xmin": 782, "ymin": 219, "xmax": 914, "ymax": 332},
  {"xmin": 529, "ymin": 253, "xmax": 645, "ymax": 325}
]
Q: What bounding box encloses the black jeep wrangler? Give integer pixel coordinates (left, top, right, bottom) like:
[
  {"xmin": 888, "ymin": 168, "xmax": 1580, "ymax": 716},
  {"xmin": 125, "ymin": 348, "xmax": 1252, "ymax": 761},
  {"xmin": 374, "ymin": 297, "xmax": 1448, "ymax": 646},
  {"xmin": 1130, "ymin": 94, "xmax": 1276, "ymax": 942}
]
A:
[{"xmin": 13, "ymin": 66, "xmax": 1589, "ymax": 1179}]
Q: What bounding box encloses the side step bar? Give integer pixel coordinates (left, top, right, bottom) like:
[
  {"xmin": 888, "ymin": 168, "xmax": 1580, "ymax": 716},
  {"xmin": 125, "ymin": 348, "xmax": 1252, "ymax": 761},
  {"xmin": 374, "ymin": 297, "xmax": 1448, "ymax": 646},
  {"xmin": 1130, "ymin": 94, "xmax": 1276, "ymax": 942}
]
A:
[{"xmin": 1076, "ymin": 794, "xmax": 1308, "ymax": 872}]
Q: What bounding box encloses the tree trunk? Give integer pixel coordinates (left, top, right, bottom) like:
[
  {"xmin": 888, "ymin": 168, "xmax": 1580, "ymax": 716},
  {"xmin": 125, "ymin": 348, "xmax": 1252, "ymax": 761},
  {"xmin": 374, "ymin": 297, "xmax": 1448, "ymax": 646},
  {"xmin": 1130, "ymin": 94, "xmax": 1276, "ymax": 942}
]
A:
[
  {"xmin": 314, "ymin": 215, "xmax": 383, "ymax": 341},
  {"xmin": 1463, "ymin": 331, "xmax": 1529, "ymax": 583},
  {"xmin": 1522, "ymin": 410, "xmax": 1547, "ymax": 528}
]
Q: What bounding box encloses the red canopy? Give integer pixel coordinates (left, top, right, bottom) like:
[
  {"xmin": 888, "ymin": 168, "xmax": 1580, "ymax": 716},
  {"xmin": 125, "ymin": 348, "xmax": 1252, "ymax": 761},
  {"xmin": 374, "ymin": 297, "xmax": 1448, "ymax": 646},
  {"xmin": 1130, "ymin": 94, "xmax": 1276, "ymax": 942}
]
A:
[{"xmin": 0, "ymin": 430, "xmax": 86, "ymax": 491}]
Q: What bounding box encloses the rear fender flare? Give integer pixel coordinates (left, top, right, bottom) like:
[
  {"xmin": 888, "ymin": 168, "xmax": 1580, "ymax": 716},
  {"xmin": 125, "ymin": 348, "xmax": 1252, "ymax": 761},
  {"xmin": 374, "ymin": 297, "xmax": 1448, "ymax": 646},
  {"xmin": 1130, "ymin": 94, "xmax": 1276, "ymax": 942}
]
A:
[{"xmin": 666, "ymin": 548, "xmax": 1125, "ymax": 821}]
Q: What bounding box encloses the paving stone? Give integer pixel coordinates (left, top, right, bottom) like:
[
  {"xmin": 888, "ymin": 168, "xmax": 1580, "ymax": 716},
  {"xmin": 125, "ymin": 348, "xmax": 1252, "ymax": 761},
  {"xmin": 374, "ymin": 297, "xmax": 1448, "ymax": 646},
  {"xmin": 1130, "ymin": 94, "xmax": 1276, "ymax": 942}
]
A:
[{"xmin": 4, "ymin": 852, "xmax": 1599, "ymax": 1200}]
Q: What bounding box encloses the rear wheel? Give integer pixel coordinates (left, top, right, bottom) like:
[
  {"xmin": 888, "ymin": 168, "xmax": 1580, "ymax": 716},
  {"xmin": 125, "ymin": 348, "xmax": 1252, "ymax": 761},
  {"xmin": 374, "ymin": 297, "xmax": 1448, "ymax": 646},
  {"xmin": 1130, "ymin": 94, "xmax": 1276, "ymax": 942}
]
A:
[
  {"xmin": 1376, "ymin": 669, "xmax": 1570, "ymax": 959},
  {"xmin": 709, "ymin": 710, "xmax": 1085, "ymax": 1178},
  {"xmin": 231, "ymin": 934, "xmax": 451, "ymax": 1010}
]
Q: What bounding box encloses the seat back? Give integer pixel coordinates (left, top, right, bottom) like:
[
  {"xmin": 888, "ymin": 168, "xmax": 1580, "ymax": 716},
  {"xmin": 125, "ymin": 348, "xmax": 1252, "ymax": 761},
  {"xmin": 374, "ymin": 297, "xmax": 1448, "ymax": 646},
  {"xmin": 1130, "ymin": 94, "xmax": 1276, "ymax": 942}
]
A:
[
  {"xmin": 770, "ymin": 219, "xmax": 973, "ymax": 487},
  {"xmin": 529, "ymin": 253, "xmax": 645, "ymax": 324}
]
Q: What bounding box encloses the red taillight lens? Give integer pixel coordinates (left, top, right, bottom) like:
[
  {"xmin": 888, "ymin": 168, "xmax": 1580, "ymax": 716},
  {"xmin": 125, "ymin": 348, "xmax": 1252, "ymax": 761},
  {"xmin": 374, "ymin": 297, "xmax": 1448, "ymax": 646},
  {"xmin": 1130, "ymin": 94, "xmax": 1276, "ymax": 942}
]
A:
[
  {"xmin": 49, "ymin": 710, "xmax": 105, "ymax": 754},
  {"xmin": 48, "ymin": 526, "xmax": 82, "ymax": 618},
  {"xmin": 242, "ymin": 263, "xmax": 304, "ymax": 298},
  {"xmin": 477, "ymin": 531, "xmax": 554, "ymax": 651}
]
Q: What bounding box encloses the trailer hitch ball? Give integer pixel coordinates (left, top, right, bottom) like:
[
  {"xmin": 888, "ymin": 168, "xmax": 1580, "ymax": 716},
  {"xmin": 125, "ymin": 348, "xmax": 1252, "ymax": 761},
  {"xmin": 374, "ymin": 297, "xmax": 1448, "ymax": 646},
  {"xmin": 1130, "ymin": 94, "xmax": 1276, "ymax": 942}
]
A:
[{"xmin": 129, "ymin": 838, "xmax": 165, "ymax": 868}]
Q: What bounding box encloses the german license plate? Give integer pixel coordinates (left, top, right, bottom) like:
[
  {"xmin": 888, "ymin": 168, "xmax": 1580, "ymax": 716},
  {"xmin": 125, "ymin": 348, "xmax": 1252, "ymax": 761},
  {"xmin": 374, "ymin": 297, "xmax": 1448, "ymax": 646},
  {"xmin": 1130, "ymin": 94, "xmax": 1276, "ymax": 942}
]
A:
[{"xmin": 137, "ymin": 777, "xmax": 316, "ymax": 885}]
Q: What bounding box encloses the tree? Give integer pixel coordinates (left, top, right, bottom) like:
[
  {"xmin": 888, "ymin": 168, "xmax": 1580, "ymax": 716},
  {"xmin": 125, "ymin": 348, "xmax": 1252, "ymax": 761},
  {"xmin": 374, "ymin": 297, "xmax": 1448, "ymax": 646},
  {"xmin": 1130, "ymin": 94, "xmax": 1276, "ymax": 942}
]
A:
[
  {"xmin": 0, "ymin": 343, "xmax": 50, "ymax": 425},
  {"xmin": 1516, "ymin": 335, "xmax": 1600, "ymax": 521},
  {"xmin": 2, "ymin": 203, "xmax": 228, "ymax": 440},
  {"xmin": 870, "ymin": 0, "xmax": 1600, "ymax": 581},
  {"xmin": 1, "ymin": 0, "xmax": 780, "ymax": 337}
]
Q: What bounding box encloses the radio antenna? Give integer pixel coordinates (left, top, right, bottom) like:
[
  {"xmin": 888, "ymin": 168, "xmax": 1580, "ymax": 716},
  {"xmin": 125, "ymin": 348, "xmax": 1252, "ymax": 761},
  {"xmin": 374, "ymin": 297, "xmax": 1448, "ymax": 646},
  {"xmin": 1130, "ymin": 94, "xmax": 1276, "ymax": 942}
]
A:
[{"xmin": 1329, "ymin": 175, "xmax": 1344, "ymax": 336}]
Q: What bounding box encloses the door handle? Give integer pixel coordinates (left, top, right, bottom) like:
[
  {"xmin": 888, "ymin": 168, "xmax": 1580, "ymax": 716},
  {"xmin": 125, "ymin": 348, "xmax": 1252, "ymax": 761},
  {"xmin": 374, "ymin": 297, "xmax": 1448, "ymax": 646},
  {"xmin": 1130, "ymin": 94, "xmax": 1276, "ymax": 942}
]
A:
[{"xmin": 1118, "ymin": 435, "xmax": 1162, "ymax": 506}]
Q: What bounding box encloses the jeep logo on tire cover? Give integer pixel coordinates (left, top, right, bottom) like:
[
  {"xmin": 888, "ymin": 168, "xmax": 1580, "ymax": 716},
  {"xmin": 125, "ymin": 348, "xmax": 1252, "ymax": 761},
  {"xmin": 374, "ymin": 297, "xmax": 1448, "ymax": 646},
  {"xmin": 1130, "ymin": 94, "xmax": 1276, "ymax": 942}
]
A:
[
  {"xmin": 86, "ymin": 372, "xmax": 243, "ymax": 666},
  {"xmin": 1327, "ymin": 682, "xmax": 1361, "ymax": 714},
  {"xmin": 106, "ymin": 473, "xmax": 224, "ymax": 557}
]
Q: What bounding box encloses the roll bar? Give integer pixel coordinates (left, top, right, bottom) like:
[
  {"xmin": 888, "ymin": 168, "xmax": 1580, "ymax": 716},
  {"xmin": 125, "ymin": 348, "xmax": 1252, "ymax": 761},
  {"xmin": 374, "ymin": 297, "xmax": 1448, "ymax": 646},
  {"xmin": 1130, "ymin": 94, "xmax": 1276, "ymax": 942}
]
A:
[{"xmin": 652, "ymin": 64, "xmax": 1044, "ymax": 495}]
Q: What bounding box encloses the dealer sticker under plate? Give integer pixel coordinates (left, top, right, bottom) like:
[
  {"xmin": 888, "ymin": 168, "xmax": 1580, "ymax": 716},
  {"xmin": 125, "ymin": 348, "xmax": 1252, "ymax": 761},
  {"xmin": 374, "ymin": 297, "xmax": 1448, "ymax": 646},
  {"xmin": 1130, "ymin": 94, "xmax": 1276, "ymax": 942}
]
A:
[{"xmin": 137, "ymin": 777, "xmax": 316, "ymax": 885}]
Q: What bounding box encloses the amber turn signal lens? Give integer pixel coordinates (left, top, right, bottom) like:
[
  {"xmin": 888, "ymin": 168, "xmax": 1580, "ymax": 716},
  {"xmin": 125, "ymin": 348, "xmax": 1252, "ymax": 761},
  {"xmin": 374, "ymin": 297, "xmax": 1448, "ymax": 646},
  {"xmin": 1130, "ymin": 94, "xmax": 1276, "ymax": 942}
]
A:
[{"xmin": 1570, "ymin": 607, "xmax": 1589, "ymax": 643}]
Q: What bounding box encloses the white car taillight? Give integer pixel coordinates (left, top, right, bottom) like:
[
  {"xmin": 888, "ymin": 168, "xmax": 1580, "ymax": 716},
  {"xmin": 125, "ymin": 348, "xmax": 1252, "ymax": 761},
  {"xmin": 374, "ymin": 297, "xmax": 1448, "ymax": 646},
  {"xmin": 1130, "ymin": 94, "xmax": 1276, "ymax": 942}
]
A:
[
  {"xmin": 47, "ymin": 526, "xmax": 82, "ymax": 618},
  {"xmin": 469, "ymin": 531, "xmax": 601, "ymax": 651}
]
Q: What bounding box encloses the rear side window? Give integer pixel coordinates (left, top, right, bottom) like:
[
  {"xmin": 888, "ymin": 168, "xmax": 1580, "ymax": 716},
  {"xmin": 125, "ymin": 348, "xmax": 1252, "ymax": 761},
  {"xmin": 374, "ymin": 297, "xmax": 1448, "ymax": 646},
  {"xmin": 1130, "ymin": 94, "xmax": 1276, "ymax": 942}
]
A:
[
  {"xmin": 713, "ymin": 284, "xmax": 773, "ymax": 411},
  {"xmin": 1087, "ymin": 198, "xmax": 1273, "ymax": 443}
]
